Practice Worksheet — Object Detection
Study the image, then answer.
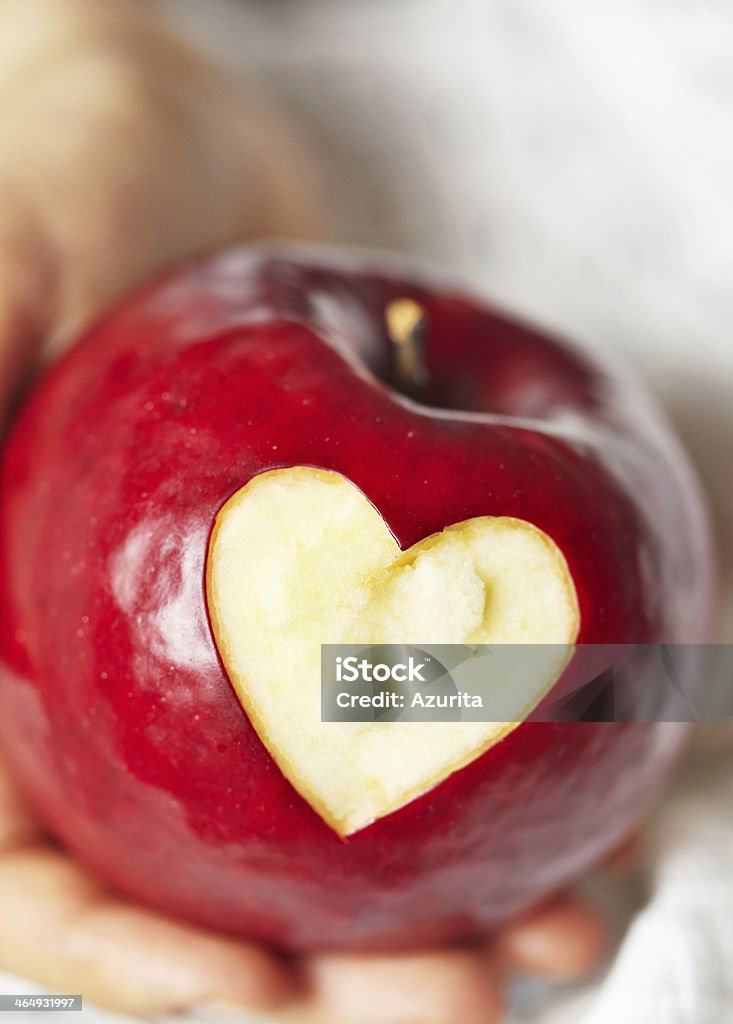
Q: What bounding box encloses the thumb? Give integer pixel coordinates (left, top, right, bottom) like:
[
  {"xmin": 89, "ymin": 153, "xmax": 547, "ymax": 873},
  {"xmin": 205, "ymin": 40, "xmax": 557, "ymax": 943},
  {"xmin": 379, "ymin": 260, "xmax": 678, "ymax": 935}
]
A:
[{"xmin": 0, "ymin": 1, "xmax": 326, "ymax": 416}]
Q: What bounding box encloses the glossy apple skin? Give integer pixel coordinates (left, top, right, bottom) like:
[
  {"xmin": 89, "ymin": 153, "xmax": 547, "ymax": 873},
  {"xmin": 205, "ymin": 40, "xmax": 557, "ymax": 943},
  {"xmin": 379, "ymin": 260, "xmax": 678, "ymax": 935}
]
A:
[{"xmin": 0, "ymin": 245, "xmax": 715, "ymax": 950}]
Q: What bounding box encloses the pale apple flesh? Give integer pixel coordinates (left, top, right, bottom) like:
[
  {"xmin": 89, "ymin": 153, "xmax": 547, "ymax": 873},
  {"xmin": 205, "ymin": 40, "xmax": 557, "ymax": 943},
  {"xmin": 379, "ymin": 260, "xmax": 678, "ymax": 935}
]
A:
[{"xmin": 206, "ymin": 467, "xmax": 580, "ymax": 836}]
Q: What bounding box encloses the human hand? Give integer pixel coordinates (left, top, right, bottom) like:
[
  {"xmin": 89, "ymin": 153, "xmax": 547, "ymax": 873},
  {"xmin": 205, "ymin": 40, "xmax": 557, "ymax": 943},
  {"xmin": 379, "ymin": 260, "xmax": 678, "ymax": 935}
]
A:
[
  {"xmin": 0, "ymin": 3, "xmax": 611, "ymax": 1020},
  {"xmin": 0, "ymin": 750, "xmax": 611, "ymax": 1022}
]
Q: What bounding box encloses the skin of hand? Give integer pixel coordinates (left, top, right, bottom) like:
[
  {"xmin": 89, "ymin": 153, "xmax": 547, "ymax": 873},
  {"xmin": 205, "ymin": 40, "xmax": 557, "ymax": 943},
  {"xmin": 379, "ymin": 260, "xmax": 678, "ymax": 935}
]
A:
[{"xmin": 0, "ymin": 2, "xmax": 612, "ymax": 1020}]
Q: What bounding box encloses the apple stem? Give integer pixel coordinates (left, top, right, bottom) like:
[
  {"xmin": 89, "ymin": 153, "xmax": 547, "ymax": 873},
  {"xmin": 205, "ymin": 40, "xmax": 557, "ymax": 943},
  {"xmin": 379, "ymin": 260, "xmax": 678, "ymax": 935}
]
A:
[{"xmin": 385, "ymin": 298, "xmax": 429, "ymax": 395}]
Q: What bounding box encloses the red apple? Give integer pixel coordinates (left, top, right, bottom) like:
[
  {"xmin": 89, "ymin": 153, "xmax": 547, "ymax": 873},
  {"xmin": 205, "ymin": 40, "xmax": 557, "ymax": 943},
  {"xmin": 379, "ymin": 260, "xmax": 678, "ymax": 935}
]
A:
[{"xmin": 0, "ymin": 245, "xmax": 715, "ymax": 950}]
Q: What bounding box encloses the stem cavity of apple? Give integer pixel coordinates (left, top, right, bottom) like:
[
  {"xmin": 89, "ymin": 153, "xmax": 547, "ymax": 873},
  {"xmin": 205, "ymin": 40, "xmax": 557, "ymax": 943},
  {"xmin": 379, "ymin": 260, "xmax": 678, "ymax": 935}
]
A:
[{"xmin": 385, "ymin": 298, "xmax": 430, "ymax": 395}]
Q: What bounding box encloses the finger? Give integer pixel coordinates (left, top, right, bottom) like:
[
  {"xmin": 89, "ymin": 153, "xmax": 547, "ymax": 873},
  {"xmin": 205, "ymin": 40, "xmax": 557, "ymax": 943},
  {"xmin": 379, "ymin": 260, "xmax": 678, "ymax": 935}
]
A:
[
  {"xmin": 288, "ymin": 949, "xmax": 504, "ymax": 1024},
  {"xmin": 0, "ymin": 845, "xmax": 294, "ymax": 1016},
  {"xmin": 493, "ymin": 895, "xmax": 608, "ymax": 980}
]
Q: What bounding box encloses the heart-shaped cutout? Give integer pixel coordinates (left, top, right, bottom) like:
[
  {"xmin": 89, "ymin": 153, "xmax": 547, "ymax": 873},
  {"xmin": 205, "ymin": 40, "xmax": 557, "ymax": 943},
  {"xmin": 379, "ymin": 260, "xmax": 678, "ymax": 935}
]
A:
[{"xmin": 206, "ymin": 467, "xmax": 580, "ymax": 835}]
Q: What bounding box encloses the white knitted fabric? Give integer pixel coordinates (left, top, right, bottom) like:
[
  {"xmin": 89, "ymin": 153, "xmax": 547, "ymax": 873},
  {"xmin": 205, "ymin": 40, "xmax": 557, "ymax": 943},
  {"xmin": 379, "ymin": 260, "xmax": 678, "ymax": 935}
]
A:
[{"xmin": 3, "ymin": 2, "xmax": 733, "ymax": 1021}]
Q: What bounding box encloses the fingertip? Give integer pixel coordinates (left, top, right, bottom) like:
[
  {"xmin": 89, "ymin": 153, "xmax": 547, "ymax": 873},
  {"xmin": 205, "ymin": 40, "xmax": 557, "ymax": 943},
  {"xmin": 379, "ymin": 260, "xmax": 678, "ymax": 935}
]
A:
[
  {"xmin": 493, "ymin": 895, "xmax": 608, "ymax": 981},
  {"xmin": 294, "ymin": 948, "xmax": 505, "ymax": 1024},
  {"xmin": 197, "ymin": 941, "xmax": 296, "ymax": 1014}
]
